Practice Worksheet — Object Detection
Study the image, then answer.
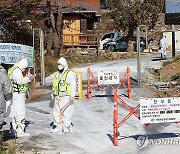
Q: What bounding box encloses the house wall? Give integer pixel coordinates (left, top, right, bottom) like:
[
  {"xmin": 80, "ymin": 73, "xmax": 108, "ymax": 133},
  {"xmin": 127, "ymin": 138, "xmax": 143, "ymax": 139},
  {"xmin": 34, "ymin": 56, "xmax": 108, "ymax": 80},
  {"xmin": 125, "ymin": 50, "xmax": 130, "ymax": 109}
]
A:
[
  {"xmin": 63, "ymin": 16, "xmax": 80, "ymax": 34},
  {"xmin": 163, "ymin": 30, "xmax": 180, "ymax": 51},
  {"xmin": 175, "ymin": 31, "xmax": 180, "ymax": 51},
  {"xmin": 62, "ymin": 16, "xmax": 80, "ymax": 45},
  {"xmin": 80, "ymin": 19, "xmax": 87, "ymax": 33}
]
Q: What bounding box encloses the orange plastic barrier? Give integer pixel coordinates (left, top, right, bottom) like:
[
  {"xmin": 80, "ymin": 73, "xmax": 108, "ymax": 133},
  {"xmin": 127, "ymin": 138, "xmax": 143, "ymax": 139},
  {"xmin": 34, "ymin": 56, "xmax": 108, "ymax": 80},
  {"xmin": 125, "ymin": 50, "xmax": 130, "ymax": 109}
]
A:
[
  {"xmin": 113, "ymin": 94, "xmax": 180, "ymax": 146},
  {"xmin": 87, "ymin": 67, "xmax": 131, "ymax": 99},
  {"xmin": 113, "ymin": 91, "xmax": 141, "ymax": 146}
]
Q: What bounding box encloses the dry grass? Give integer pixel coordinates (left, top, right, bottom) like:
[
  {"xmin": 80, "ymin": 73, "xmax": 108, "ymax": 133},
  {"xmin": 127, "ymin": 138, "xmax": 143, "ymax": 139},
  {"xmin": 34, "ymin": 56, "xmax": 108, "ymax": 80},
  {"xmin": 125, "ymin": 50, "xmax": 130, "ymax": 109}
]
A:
[
  {"xmin": 158, "ymin": 55, "xmax": 180, "ymax": 96},
  {"xmin": 160, "ymin": 62, "xmax": 180, "ymax": 81},
  {"xmin": 27, "ymin": 88, "xmax": 51, "ymax": 103}
]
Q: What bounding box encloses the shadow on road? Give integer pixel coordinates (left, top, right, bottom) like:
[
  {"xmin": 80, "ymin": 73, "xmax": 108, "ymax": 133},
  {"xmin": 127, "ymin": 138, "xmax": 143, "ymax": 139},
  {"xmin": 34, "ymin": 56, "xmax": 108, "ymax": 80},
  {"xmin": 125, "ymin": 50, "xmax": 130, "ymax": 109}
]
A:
[
  {"xmin": 119, "ymin": 132, "xmax": 180, "ymax": 140},
  {"xmin": 151, "ymin": 57, "xmax": 167, "ymax": 61},
  {"xmin": 106, "ymin": 132, "xmax": 180, "ymax": 145}
]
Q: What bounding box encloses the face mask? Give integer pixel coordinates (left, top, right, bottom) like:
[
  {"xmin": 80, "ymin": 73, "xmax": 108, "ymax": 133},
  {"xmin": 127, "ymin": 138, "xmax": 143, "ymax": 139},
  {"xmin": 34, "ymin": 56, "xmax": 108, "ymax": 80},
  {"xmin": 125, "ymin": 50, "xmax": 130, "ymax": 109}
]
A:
[
  {"xmin": 58, "ymin": 69, "xmax": 64, "ymax": 73},
  {"xmin": 58, "ymin": 65, "xmax": 64, "ymax": 73},
  {"xmin": 58, "ymin": 65, "xmax": 64, "ymax": 70}
]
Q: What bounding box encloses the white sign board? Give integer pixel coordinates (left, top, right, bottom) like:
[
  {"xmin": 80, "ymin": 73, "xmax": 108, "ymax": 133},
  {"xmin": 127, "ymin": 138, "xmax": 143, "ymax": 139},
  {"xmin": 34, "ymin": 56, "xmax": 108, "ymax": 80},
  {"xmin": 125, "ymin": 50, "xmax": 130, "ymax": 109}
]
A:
[
  {"xmin": 140, "ymin": 97, "xmax": 180, "ymax": 124},
  {"xmin": 98, "ymin": 70, "xmax": 119, "ymax": 85},
  {"xmin": 0, "ymin": 43, "xmax": 34, "ymax": 67}
]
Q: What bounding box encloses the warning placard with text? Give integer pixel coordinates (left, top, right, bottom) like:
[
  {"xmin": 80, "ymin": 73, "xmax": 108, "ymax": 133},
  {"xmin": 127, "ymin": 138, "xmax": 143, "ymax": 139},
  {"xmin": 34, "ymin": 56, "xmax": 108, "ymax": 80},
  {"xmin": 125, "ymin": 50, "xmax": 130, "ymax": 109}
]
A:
[
  {"xmin": 98, "ymin": 70, "xmax": 119, "ymax": 85},
  {"xmin": 140, "ymin": 97, "xmax": 180, "ymax": 124},
  {"xmin": 0, "ymin": 43, "xmax": 34, "ymax": 67}
]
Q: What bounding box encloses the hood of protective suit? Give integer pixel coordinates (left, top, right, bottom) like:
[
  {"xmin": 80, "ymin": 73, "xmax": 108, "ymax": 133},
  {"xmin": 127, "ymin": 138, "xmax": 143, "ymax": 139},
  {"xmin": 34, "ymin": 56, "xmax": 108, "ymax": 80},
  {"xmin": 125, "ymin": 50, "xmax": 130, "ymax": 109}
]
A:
[
  {"xmin": 0, "ymin": 64, "xmax": 6, "ymax": 74},
  {"xmin": 15, "ymin": 58, "xmax": 28, "ymax": 70},
  {"xmin": 58, "ymin": 57, "xmax": 68, "ymax": 71}
]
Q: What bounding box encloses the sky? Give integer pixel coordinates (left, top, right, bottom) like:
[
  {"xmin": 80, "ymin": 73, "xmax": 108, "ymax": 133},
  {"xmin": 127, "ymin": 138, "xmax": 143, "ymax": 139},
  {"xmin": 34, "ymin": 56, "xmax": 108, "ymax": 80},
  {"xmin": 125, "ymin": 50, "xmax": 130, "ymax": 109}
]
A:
[{"xmin": 166, "ymin": 0, "xmax": 180, "ymax": 13}]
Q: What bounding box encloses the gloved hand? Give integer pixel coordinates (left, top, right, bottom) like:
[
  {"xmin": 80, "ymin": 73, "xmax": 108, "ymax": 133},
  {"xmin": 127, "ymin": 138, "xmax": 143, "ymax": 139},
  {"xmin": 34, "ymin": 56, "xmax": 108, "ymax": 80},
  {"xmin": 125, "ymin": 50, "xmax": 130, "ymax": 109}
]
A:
[
  {"xmin": 27, "ymin": 69, "xmax": 36, "ymax": 81},
  {"xmin": 69, "ymin": 96, "xmax": 75, "ymax": 101},
  {"xmin": 28, "ymin": 74, "xmax": 35, "ymax": 81},
  {"xmin": 4, "ymin": 93, "xmax": 13, "ymax": 101},
  {"xmin": 51, "ymin": 94, "xmax": 55, "ymax": 101}
]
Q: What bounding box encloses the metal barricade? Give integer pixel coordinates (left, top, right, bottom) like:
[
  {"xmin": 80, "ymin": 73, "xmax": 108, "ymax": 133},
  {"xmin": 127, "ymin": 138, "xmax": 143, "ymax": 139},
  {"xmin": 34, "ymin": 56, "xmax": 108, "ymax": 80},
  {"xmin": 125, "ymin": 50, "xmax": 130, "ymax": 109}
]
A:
[{"xmin": 87, "ymin": 67, "xmax": 131, "ymax": 99}]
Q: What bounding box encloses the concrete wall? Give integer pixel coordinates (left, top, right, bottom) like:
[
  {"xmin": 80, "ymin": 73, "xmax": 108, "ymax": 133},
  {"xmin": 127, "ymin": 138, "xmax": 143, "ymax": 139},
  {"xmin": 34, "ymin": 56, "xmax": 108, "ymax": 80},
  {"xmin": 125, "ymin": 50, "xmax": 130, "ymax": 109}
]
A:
[
  {"xmin": 163, "ymin": 30, "xmax": 180, "ymax": 51},
  {"xmin": 175, "ymin": 31, "xmax": 180, "ymax": 51}
]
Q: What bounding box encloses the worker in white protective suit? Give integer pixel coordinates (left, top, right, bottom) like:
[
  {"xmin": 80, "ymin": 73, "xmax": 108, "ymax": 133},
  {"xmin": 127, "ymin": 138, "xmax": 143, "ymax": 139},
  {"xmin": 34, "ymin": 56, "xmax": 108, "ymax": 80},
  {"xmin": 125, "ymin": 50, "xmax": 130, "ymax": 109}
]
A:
[
  {"xmin": 7, "ymin": 58, "xmax": 35, "ymax": 137},
  {"xmin": 0, "ymin": 62, "xmax": 12, "ymax": 130},
  {"xmin": 51, "ymin": 57, "xmax": 76, "ymax": 134},
  {"xmin": 160, "ymin": 36, "xmax": 168, "ymax": 58}
]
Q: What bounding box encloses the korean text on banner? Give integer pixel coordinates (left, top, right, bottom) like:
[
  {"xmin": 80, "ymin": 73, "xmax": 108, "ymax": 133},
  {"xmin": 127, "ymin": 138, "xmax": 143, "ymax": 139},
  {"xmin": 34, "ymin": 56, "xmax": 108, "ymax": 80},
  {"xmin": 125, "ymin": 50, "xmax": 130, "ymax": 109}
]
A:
[
  {"xmin": 140, "ymin": 97, "xmax": 180, "ymax": 124},
  {"xmin": 0, "ymin": 43, "xmax": 34, "ymax": 67},
  {"xmin": 98, "ymin": 70, "xmax": 119, "ymax": 85},
  {"xmin": 75, "ymin": 72, "xmax": 83, "ymax": 99}
]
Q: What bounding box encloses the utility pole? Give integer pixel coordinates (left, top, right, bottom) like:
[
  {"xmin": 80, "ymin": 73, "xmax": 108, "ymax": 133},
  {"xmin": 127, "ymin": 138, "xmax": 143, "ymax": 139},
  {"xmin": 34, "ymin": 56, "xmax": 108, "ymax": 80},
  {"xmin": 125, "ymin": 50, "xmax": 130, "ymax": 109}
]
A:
[
  {"xmin": 145, "ymin": 27, "xmax": 148, "ymax": 49},
  {"xmin": 39, "ymin": 29, "xmax": 45, "ymax": 86},
  {"xmin": 137, "ymin": 26, "xmax": 141, "ymax": 84},
  {"xmin": 32, "ymin": 27, "xmax": 36, "ymax": 84},
  {"xmin": 136, "ymin": 25, "xmax": 147, "ymax": 84},
  {"xmin": 172, "ymin": 25, "xmax": 175, "ymax": 57}
]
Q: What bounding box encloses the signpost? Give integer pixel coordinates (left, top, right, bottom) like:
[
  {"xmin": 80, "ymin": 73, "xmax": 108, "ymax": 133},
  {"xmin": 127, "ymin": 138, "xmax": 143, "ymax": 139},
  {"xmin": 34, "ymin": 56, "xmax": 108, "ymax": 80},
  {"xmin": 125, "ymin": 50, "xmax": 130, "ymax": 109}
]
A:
[
  {"xmin": 39, "ymin": 29, "xmax": 45, "ymax": 86},
  {"xmin": 140, "ymin": 97, "xmax": 180, "ymax": 124},
  {"xmin": 0, "ymin": 43, "xmax": 34, "ymax": 67},
  {"xmin": 137, "ymin": 26, "xmax": 141, "ymax": 84}
]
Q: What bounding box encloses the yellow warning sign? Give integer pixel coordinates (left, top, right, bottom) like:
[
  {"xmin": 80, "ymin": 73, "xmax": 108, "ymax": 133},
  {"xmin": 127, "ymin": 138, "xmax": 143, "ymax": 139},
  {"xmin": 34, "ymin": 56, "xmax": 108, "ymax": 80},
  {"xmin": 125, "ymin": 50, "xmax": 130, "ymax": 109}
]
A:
[{"xmin": 75, "ymin": 72, "xmax": 83, "ymax": 99}]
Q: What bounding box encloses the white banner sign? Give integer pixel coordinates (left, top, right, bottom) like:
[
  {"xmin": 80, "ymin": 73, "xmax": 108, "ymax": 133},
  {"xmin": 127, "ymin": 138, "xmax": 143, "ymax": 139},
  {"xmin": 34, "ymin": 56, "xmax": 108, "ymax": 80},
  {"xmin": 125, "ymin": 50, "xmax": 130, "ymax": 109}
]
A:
[
  {"xmin": 0, "ymin": 43, "xmax": 34, "ymax": 67},
  {"xmin": 140, "ymin": 97, "xmax": 180, "ymax": 124},
  {"xmin": 98, "ymin": 70, "xmax": 119, "ymax": 85}
]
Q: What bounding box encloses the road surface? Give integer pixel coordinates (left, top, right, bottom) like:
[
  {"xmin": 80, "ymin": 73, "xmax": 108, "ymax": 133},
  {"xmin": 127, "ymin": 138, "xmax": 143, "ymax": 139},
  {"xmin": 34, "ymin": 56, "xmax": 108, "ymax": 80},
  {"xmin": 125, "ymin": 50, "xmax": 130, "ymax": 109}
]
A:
[{"xmin": 3, "ymin": 51, "xmax": 180, "ymax": 154}]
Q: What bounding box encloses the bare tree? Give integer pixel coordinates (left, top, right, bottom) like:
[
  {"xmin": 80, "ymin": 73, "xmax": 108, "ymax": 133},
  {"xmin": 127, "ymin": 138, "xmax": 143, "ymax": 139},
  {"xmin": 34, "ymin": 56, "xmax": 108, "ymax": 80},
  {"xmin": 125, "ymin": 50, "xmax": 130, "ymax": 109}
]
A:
[
  {"xmin": 46, "ymin": 0, "xmax": 62, "ymax": 57},
  {"xmin": 106, "ymin": 0, "xmax": 164, "ymax": 52},
  {"xmin": 0, "ymin": 0, "xmax": 39, "ymax": 45}
]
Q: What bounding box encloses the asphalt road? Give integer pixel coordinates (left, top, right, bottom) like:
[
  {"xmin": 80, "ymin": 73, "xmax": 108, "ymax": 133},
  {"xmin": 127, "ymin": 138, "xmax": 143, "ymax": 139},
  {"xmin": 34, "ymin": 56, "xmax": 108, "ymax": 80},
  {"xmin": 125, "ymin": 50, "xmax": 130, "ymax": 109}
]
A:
[{"xmin": 3, "ymin": 51, "xmax": 180, "ymax": 154}]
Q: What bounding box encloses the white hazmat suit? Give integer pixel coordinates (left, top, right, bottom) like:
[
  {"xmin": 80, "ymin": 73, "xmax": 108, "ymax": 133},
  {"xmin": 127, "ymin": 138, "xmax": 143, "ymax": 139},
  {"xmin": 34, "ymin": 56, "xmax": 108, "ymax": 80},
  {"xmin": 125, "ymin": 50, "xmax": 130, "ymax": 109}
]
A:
[
  {"xmin": 51, "ymin": 57, "xmax": 76, "ymax": 134},
  {"xmin": 0, "ymin": 63, "xmax": 12, "ymax": 129},
  {"xmin": 160, "ymin": 36, "xmax": 168, "ymax": 58},
  {"xmin": 7, "ymin": 58, "xmax": 34, "ymax": 137}
]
